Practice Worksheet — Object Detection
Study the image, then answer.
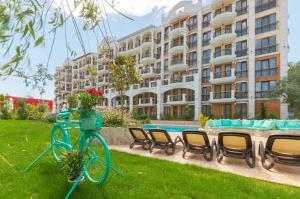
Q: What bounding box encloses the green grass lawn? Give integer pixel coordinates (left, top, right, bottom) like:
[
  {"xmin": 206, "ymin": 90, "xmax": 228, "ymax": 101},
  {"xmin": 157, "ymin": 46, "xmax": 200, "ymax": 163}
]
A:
[{"xmin": 1, "ymin": 120, "xmax": 300, "ymax": 199}]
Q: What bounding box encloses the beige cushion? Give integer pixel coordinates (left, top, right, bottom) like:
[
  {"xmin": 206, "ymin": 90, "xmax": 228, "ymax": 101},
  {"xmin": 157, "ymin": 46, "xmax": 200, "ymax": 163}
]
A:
[
  {"xmin": 132, "ymin": 129, "xmax": 146, "ymax": 140},
  {"xmin": 152, "ymin": 131, "xmax": 169, "ymax": 142},
  {"xmin": 272, "ymin": 139, "xmax": 300, "ymax": 155},
  {"xmin": 223, "ymin": 136, "xmax": 247, "ymax": 150},
  {"xmin": 186, "ymin": 134, "xmax": 206, "ymax": 146}
]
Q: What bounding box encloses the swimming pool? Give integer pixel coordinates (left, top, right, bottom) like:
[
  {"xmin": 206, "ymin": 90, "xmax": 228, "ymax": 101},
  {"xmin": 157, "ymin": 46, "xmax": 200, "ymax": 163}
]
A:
[{"xmin": 143, "ymin": 124, "xmax": 200, "ymax": 133}]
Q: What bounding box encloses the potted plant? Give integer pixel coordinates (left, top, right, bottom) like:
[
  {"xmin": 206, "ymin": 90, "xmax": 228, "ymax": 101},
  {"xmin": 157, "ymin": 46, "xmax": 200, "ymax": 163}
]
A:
[
  {"xmin": 78, "ymin": 89, "xmax": 104, "ymax": 130},
  {"xmin": 61, "ymin": 151, "xmax": 85, "ymax": 184}
]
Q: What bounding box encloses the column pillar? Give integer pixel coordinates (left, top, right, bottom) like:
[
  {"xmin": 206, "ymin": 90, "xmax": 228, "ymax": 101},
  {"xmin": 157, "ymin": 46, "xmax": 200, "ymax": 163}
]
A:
[
  {"xmin": 129, "ymin": 86, "xmax": 134, "ymax": 112},
  {"xmin": 248, "ymin": 0, "xmax": 256, "ymax": 119},
  {"xmin": 157, "ymin": 80, "xmax": 163, "ymax": 120},
  {"xmin": 279, "ymin": 0, "xmax": 289, "ymax": 119}
]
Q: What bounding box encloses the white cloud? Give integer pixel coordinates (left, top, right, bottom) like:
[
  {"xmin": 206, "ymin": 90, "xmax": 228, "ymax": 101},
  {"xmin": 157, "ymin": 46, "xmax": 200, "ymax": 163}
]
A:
[{"xmin": 53, "ymin": 0, "xmax": 210, "ymax": 18}]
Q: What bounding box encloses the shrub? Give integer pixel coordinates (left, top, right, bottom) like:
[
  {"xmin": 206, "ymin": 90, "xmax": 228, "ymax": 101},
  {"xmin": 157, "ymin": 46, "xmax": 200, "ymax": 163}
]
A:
[
  {"xmin": 61, "ymin": 151, "xmax": 84, "ymax": 181},
  {"xmin": 16, "ymin": 99, "xmax": 28, "ymax": 120},
  {"xmin": 199, "ymin": 113, "xmax": 209, "ymax": 128},
  {"xmin": 102, "ymin": 109, "xmax": 123, "ymax": 127},
  {"xmin": 267, "ymin": 113, "xmax": 278, "ymax": 119},
  {"xmin": 67, "ymin": 94, "xmax": 78, "ymax": 109},
  {"xmin": 257, "ymin": 103, "xmax": 267, "ymax": 120},
  {"xmin": 183, "ymin": 106, "xmax": 194, "ymax": 121},
  {"xmin": 130, "ymin": 107, "xmax": 151, "ymax": 123},
  {"xmin": 0, "ymin": 107, "xmax": 11, "ymax": 120},
  {"xmin": 46, "ymin": 113, "xmax": 57, "ymax": 123}
]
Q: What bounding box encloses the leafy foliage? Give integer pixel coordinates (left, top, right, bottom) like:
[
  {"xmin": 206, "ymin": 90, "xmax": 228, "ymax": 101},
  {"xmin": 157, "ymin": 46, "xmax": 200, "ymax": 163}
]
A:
[
  {"xmin": 102, "ymin": 109, "xmax": 123, "ymax": 127},
  {"xmin": 60, "ymin": 150, "xmax": 84, "ymax": 181},
  {"xmin": 16, "ymin": 99, "xmax": 28, "ymax": 120},
  {"xmin": 67, "ymin": 94, "xmax": 78, "ymax": 109},
  {"xmin": 78, "ymin": 89, "xmax": 103, "ymax": 112},
  {"xmin": 110, "ymin": 55, "xmax": 140, "ymax": 121},
  {"xmin": 199, "ymin": 113, "xmax": 209, "ymax": 128},
  {"xmin": 273, "ymin": 62, "xmax": 300, "ymax": 118}
]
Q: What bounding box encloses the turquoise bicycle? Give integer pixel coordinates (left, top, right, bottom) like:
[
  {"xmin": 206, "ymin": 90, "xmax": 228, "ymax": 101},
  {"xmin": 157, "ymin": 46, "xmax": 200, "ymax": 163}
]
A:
[{"xmin": 25, "ymin": 109, "xmax": 122, "ymax": 199}]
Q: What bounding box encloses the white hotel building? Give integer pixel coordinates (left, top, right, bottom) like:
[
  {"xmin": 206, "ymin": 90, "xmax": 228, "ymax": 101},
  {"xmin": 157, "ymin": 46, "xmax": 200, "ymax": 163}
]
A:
[{"xmin": 55, "ymin": 0, "xmax": 289, "ymax": 120}]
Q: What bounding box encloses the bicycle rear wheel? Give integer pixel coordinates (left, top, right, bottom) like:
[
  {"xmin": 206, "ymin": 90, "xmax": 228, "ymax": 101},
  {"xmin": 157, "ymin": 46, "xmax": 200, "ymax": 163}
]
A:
[
  {"xmin": 50, "ymin": 125, "xmax": 71, "ymax": 161},
  {"xmin": 84, "ymin": 132, "xmax": 110, "ymax": 184}
]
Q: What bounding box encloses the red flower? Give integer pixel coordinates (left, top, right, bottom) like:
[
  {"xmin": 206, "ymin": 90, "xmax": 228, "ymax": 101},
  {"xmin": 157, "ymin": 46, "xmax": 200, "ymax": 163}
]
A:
[
  {"xmin": 67, "ymin": 152, "xmax": 73, "ymax": 158},
  {"xmin": 87, "ymin": 89, "xmax": 103, "ymax": 97}
]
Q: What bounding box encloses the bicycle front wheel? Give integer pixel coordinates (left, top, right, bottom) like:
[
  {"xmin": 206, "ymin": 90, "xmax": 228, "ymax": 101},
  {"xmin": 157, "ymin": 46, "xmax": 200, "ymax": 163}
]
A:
[
  {"xmin": 50, "ymin": 125, "xmax": 71, "ymax": 161},
  {"xmin": 84, "ymin": 132, "xmax": 111, "ymax": 184}
]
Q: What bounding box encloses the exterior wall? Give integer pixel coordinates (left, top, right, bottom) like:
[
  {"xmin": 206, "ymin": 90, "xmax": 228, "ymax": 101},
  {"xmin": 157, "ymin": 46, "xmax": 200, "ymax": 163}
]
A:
[{"xmin": 54, "ymin": 0, "xmax": 288, "ymax": 120}]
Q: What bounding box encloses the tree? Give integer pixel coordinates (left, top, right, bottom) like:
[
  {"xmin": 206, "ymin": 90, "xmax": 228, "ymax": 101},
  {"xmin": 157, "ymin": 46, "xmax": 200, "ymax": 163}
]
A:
[
  {"xmin": 273, "ymin": 61, "xmax": 300, "ymax": 118},
  {"xmin": 0, "ymin": 0, "xmax": 133, "ymax": 80},
  {"xmin": 110, "ymin": 55, "xmax": 140, "ymax": 123}
]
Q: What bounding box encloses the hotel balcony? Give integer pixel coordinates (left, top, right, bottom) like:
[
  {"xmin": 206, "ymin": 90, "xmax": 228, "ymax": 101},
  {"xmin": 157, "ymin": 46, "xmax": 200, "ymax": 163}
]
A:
[
  {"xmin": 165, "ymin": 94, "xmax": 194, "ymax": 105},
  {"xmin": 211, "ymin": 0, "xmax": 234, "ymax": 9},
  {"xmin": 169, "ymin": 41, "xmax": 184, "ymax": 55},
  {"xmin": 210, "ymin": 11, "xmax": 236, "ymax": 28},
  {"xmin": 209, "ymin": 90, "xmax": 236, "ymax": 103},
  {"xmin": 169, "ymin": 59, "xmax": 186, "ymax": 72},
  {"xmin": 127, "ymin": 43, "xmax": 141, "ymax": 54},
  {"xmin": 210, "ymin": 50, "xmax": 235, "ymax": 65},
  {"xmin": 140, "ymin": 68, "xmax": 160, "ymax": 78},
  {"xmin": 169, "ymin": 26, "xmax": 186, "ymax": 39},
  {"xmin": 140, "ymin": 53, "xmax": 156, "ymax": 65},
  {"xmin": 210, "ymin": 68, "xmax": 236, "ymax": 84},
  {"xmin": 133, "ymin": 80, "xmax": 158, "ymax": 91},
  {"xmin": 141, "ymin": 38, "xmax": 152, "ymax": 49},
  {"xmin": 98, "ymin": 54, "xmax": 112, "ymax": 63},
  {"xmin": 113, "ymin": 100, "xmax": 129, "ymax": 108},
  {"xmin": 138, "ymin": 98, "xmax": 157, "ymax": 107},
  {"xmin": 97, "ymin": 65, "xmax": 109, "ymax": 75},
  {"xmin": 97, "ymin": 77, "xmax": 111, "ymax": 86},
  {"xmin": 210, "ymin": 32, "xmax": 236, "ymax": 47},
  {"xmin": 162, "ymin": 75, "xmax": 194, "ymax": 86}
]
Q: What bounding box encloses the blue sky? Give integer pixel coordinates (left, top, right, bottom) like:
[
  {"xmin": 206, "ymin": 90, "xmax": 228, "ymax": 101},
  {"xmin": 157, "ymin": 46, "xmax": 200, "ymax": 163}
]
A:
[{"xmin": 0, "ymin": 0, "xmax": 299, "ymax": 100}]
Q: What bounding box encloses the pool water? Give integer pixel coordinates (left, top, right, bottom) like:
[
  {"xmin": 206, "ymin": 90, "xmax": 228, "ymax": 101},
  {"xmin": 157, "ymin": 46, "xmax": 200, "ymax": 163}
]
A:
[{"xmin": 143, "ymin": 124, "xmax": 200, "ymax": 133}]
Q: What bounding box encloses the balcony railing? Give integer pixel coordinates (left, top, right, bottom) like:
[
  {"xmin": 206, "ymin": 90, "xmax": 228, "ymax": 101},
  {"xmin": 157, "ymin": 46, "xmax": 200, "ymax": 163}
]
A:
[
  {"xmin": 236, "ymin": 6, "xmax": 247, "ymax": 16},
  {"xmin": 255, "ymin": 22, "xmax": 277, "ymax": 35},
  {"xmin": 255, "ymin": 90, "xmax": 274, "ymax": 98},
  {"xmin": 214, "ymin": 49, "xmax": 232, "ymax": 58},
  {"xmin": 213, "ymin": 91, "xmax": 232, "ymax": 99},
  {"xmin": 256, "ymin": 0, "xmax": 276, "ymax": 13},
  {"xmin": 202, "ymin": 94, "xmax": 210, "ymax": 101},
  {"xmin": 202, "ymin": 76, "xmax": 210, "ymax": 83},
  {"xmin": 142, "ymin": 53, "xmax": 152, "ymax": 58},
  {"xmin": 255, "ymin": 45, "xmax": 277, "ymax": 56},
  {"xmin": 202, "ymin": 39, "xmax": 210, "ymax": 47},
  {"xmin": 235, "ymin": 91, "xmax": 248, "ymax": 99},
  {"xmin": 236, "ymin": 49, "xmax": 248, "ymax": 57},
  {"xmin": 255, "ymin": 68, "xmax": 278, "ymax": 77},
  {"xmin": 202, "ymin": 21, "xmax": 210, "ymax": 28},
  {"xmin": 171, "ymin": 59, "xmax": 184, "ymax": 65},
  {"xmin": 171, "ymin": 41, "xmax": 184, "ymax": 48},
  {"xmin": 142, "ymin": 38, "xmax": 152, "ymax": 43},
  {"xmin": 214, "ymin": 70, "xmax": 232, "ymax": 78},
  {"xmin": 236, "ymin": 28, "xmax": 248, "ymax": 37}
]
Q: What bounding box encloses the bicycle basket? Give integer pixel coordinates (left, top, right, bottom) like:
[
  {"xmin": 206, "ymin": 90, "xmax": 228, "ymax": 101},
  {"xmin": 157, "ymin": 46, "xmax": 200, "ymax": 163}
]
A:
[{"xmin": 79, "ymin": 111, "xmax": 102, "ymax": 131}]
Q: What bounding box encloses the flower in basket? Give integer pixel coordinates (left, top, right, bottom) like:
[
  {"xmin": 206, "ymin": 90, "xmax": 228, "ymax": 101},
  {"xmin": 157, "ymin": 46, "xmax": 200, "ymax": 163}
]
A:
[
  {"xmin": 78, "ymin": 89, "xmax": 104, "ymax": 130},
  {"xmin": 78, "ymin": 89, "xmax": 104, "ymax": 113}
]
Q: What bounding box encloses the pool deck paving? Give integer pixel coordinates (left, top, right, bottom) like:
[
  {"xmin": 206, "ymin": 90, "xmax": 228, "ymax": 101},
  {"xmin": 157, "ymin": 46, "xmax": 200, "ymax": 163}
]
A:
[{"xmin": 110, "ymin": 133, "xmax": 300, "ymax": 188}]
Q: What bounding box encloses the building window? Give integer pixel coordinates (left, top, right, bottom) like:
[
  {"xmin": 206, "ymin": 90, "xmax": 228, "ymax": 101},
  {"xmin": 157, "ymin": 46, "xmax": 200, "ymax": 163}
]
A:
[
  {"xmin": 255, "ymin": 58, "xmax": 277, "ymax": 77},
  {"xmin": 256, "ymin": 13, "xmax": 276, "ymax": 34},
  {"xmin": 188, "ymin": 15, "xmax": 197, "ymax": 31},
  {"xmin": 202, "ymin": 87, "xmax": 211, "ymax": 101},
  {"xmin": 236, "ymin": 20, "xmax": 247, "ymax": 37},
  {"xmin": 202, "ymin": 13, "xmax": 211, "ymax": 28},
  {"xmin": 202, "ymin": 31, "xmax": 211, "ymax": 46},
  {"xmin": 236, "ymin": 103, "xmax": 247, "ymax": 119},
  {"xmin": 225, "ymin": 44, "xmax": 232, "ymax": 55},
  {"xmin": 188, "ymin": 33, "xmax": 197, "ymax": 48},
  {"xmin": 236, "ymin": 0, "xmax": 247, "ymax": 16},
  {"xmin": 255, "ymin": 36, "xmax": 277, "ymax": 55},
  {"xmin": 164, "ymin": 59, "xmax": 169, "ymax": 71},
  {"xmin": 202, "ymin": 68, "xmax": 210, "ymax": 83},
  {"xmin": 256, "ymin": 0, "xmax": 276, "ymax": 13},
  {"xmin": 236, "ymin": 61, "xmax": 248, "ymax": 78},
  {"xmin": 202, "ymin": 49, "xmax": 211, "ymax": 64},
  {"xmin": 255, "ymin": 80, "xmax": 276, "ymax": 98},
  {"xmin": 236, "ymin": 40, "xmax": 247, "ymax": 57},
  {"xmin": 214, "ymin": 47, "xmax": 221, "ymax": 58},
  {"xmin": 236, "ymin": 82, "xmax": 248, "ymax": 99},
  {"xmin": 188, "ymin": 52, "xmax": 197, "ymax": 66},
  {"xmin": 224, "ymin": 104, "xmax": 232, "ymax": 118},
  {"xmin": 202, "ymin": 105, "xmax": 211, "ymax": 117}
]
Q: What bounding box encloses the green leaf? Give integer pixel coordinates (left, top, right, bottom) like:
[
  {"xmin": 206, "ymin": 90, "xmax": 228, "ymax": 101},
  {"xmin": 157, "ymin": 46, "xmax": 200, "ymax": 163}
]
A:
[
  {"xmin": 28, "ymin": 21, "xmax": 35, "ymax": 40},
  {"xmin": 34, "ymin": 36, "xmax": 44, "ymax": 47}
]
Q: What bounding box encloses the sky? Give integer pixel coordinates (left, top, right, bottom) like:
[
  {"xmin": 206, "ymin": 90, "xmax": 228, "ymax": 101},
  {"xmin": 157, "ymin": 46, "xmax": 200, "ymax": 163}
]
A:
[{"xmin": 0, "ymin": 0, "xmax": 299, "ymax": 100}]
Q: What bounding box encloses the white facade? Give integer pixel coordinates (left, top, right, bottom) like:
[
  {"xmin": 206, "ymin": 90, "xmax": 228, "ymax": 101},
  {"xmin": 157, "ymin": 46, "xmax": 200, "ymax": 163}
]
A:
[{"xmin": 55, "ymin": 0, "xmax": 289, "ymax": 120}]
